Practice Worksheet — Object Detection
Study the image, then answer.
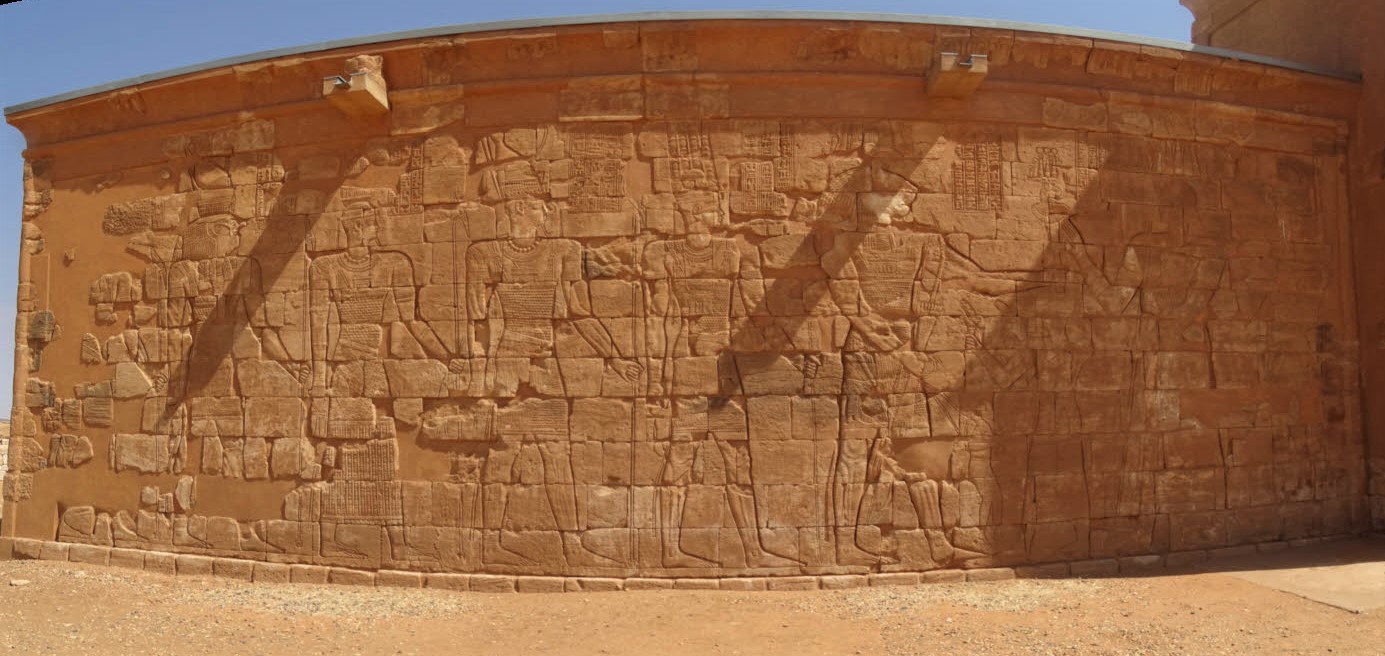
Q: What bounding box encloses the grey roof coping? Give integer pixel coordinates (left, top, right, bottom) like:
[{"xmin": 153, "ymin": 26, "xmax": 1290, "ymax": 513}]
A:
[{"xmin": 2, "ymin": 10, "xmax": 1361, "ymax": 116}]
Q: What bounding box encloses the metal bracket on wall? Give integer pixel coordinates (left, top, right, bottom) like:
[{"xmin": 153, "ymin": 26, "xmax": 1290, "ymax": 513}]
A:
[{"xmin": 926, "ymin": 52, "xmax": 989, "ymax": 98}]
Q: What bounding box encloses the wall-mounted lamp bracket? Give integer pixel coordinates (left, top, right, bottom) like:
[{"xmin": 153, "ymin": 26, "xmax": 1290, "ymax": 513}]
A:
[
  {"xmin": 322, "ymin": 64, "xmax": 389, "ymax": 117},
  {"xmin": 926, "ymin": 52, "xmax": 990, "ymax": 98}
]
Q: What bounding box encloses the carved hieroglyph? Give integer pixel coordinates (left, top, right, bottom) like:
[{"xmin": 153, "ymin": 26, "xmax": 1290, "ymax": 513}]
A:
[{"xmin": 3, "ymin": 30, "xmax": 1365, "ymax": 579}]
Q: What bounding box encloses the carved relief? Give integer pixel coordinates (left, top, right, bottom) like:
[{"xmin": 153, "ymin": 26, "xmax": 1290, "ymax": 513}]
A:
[
  {"xmin": 12, "ymin": 43, "xmax": 1360, "ymax": 583},
  {"xmin": 953, "ymin": 141, "xmax": 1004, "ymax": 211}
]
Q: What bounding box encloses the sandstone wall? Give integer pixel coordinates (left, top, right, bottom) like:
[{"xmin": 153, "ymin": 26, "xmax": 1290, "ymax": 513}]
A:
[
  {"xmin": 1182, "ymin": 0, "xmax": 1385, "ymax": 539},
  {"xmin": 1, "ymin": 19, "xmax": 1368, "ymax": 579},
  {"xmin": 0, "ymin": 436, "xmax": 7, "ymax": 519},
  {"xmin": 1182, "ymin": 0, "xmax": 1363, "ymax": 74}
]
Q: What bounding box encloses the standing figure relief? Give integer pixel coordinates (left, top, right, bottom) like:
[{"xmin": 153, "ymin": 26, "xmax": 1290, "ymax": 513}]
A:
[
  {"xmin": 463, "ymin": 196, "xmax": 625, "ymax": 568},
  {"xmin": 642, "ymin": 205, "xmax": 801, "ymax": 569},
  {"xmin": 308, "ymin": 203, "xmax": 420, "ymax": 397},
  {"xmin": 818, "ymin": 186, "xmax": 949, "ymax": 566},
  {"xmin": 465, "ymin": 197, "xmax": 586, "ymax": 362}
]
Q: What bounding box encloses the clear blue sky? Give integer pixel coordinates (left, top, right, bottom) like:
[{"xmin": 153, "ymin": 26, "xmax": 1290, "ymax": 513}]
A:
[{"xmin": 0, "ymin": 0, "xmax": 1193, "ymax": 415}]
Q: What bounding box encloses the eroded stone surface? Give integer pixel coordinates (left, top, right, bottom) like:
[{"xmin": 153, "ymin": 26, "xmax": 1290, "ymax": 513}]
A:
[{"xmin": 0, "ymin": 18, "xmax": 1367, "ymax": 581}]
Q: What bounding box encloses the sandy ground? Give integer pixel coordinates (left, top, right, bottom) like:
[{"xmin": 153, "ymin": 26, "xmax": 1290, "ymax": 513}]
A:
[{"xmin": 1, "ymin": 557, "xmax": 1383, "ymax": 656}]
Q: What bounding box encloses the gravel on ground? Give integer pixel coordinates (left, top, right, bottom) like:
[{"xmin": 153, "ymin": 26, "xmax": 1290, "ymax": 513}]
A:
[{"xmin": 1, "ymin": 558, "xmax": 1381, "ymax": 655}]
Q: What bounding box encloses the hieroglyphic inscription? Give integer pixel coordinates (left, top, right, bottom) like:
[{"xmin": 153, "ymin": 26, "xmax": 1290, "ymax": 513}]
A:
[{"xmin": 952, "ymin": 142, "xmax": 1003, "ymax": 210}]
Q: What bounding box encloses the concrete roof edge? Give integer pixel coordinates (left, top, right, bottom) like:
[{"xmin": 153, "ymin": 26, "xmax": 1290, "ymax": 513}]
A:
[{"xmin": 2, "ymin": 10, "xmax": 1362, "ymax": 116}]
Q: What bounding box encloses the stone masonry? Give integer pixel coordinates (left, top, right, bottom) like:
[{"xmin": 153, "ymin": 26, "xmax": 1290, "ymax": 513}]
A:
[{"xmin": 0, "ymin": 16, "xmax": 1370, "ymax": 581}]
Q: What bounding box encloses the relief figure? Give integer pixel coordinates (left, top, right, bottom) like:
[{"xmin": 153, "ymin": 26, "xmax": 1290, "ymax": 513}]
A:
[
  {"xmin": 465, "ymin": 197, "xmax": 620, "ymax": 569},
  {"xmin": 644, "ymin": 207, "xmax": 797, "ymax": 568},
  {"xmin": 820, "ymin": 187, "xmax": 945, "ymax": 565},
  {"xmin": 308, "ymin": 203, "xmax": 418, "ymax": 396}
]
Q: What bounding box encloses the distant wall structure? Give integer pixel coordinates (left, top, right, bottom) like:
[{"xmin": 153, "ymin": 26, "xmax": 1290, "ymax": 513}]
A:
[
  {"xmin": 0, "ymin": 13, "xmax": 1373, "ymax": 582},
  {"xmin": 1182, "ymin": 0, "xmax": 1364, "ymax": 74},
  {"xmin": 0, "ymin": 430, "xmax": 7, "ymax": 519},
  {"xmin": 1183, "ymin": 0, "xmax": 1385, "ymax": 535}
]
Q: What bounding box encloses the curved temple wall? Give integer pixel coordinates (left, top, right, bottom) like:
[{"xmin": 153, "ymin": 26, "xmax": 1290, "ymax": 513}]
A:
[{"xmin": 0, "ymin": 17, "xmax": 1368, "ymax": 580}]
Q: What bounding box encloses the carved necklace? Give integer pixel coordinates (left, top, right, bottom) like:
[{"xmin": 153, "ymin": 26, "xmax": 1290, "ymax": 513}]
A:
[
  {"xmin": 339, "ymin": 250, "xmax": 375, "ymax": 271},
  {"xmin": 501, "ymin": 239, "xmax": 542, "ymax": 259},
  {"xmin": 672, "ymin": 238, "xmax": 715, "ymax": 260}
]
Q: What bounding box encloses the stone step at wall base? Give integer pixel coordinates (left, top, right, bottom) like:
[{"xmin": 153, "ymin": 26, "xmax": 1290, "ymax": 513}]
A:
[{"xmin": 0, "ymin": 534, "xmax": 1363, "ymax": 593}]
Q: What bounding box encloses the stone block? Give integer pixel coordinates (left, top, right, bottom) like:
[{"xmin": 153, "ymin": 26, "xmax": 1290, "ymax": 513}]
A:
[
  {"xmin": 1164, "ymin": 550, "xmax": 1210, "ymax": 570},
  {"xmin": 1069, "ymin": 559, "xmax": 1120, "ymax": 578},
  {"xmin": 766, "ymin": 576, "xmax": 819, "ymax": 591},
  {"xmin": 68, "ymin": 544, "xmax": 111, "ymax": 566},
  {"xmin": 376, "ymin": 570, "xmax": 424, "ymax": 588},
  {"xmin": 244, "ymin": 398, "xmax": 305, "ymax": 438},
  {"xmin": 516, "ymin": 576, "xmax": 565, "ymax": 592},
  {"xmin": 1208, "ymin": 545, "xmax": 1258, "ymax": 561},
  {"xmin": 819, "ymin": 575, "xmax": 868, "ymax": 590},
  {"xmin": 176, "ymin": 554, "xmax": 215, "ymax": 577},
  {"xmin": 966, "ymin": 568, "xmax": 1016, "ymax": 582},
  {"xmin": 145, "ymin": 552, "xmax": 177, "ymax": 576},
  {"xmin": 253, "ymin": 562, "xmax": 291, "ymax": 583},
  {"xmin": 624, "ymin": 578, "xmax": 675, "ymax": 591},
  {"xmin": 922, "ymin": 570, "xmax": 966, "ymax": 584},
  {"xmin": 718, "ymin": 578, "xmax": 767, "ymax": 591},
  {"xmin": 1117, "ymin": 554, "xmax": 1165, "ymax": 574},
  {"xmin": 470, "ymin": 575, "xmax": 517, "ymax": 593},
  {"xmin": 1014, "ymin": 563, "xmax": 1070, "ymax": 579},
  {"xmin": 868, "ymin": 573, "xmax": 920, "ymax": 587},
  {"xmin": 575, "ymin": 577, "xmax": 624, "ymax": 592},
  {"xmin": 39, "ymin": 542, "xmax": 70, "ymax": 562},
  {"xmin": 12, "ymin": 538, "xmax": 42, "ymax": 560},
  {"xmin": 213, "ymin": 557, "xmax": 254, "ymax": 581},
  {"xmin": 290, "ymin": 564, "xmax": 329, "ymax": 584},
  {"xmin": 108, "ymin": 548, "xmax": 146, "ymax": 570},
  {"xmin": 328, "ymin": 568, "xmax": 376, "ymax": 586},
  {"xmin": 1257, "ymin": 541, "xmax": 1291, "ymax": 554},
  {"xmin": 673, "ymin": 578, "xmax": 721, "ymax": 590},
  {"xmin": 424, "ymin": 573, "xmax": 471, "ymax": 591}
]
